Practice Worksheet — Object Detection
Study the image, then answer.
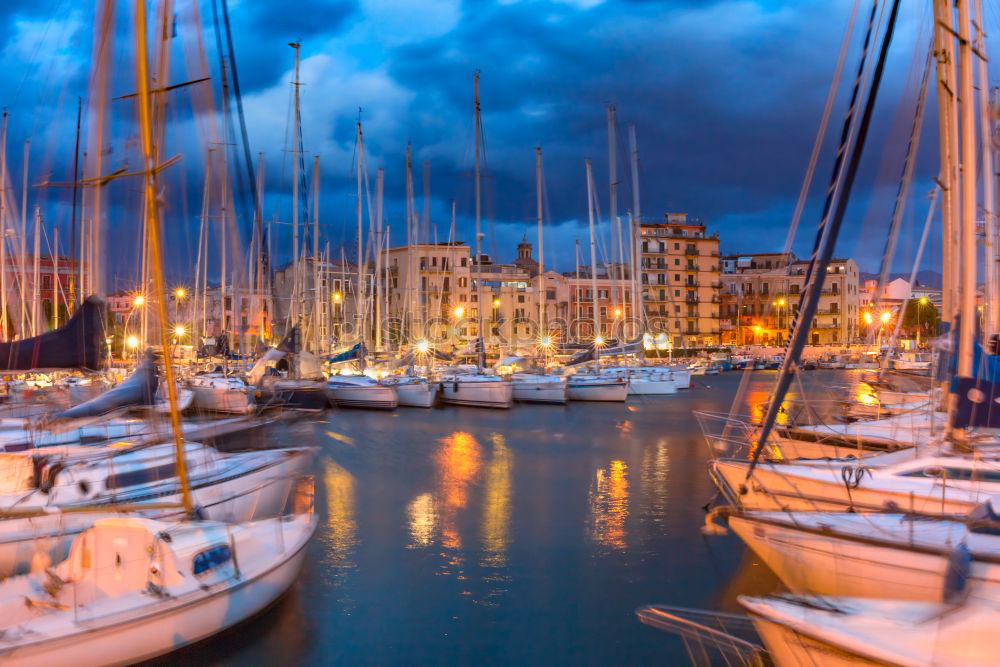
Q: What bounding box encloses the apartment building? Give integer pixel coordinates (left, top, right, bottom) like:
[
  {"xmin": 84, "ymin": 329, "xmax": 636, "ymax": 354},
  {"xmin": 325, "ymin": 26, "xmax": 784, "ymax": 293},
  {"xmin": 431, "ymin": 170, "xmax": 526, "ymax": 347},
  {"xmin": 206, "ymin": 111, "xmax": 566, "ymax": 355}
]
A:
[
  {"xmin": 720, "ymin": 253, "xmax": 860, "ymax": 345},
  {"xmin": 385, "ymin": 242, "xmax": 472, "ymax": 345},
  {"xmin": 638, "ymin": 213, "xmax": 721, "ymax": 348}
]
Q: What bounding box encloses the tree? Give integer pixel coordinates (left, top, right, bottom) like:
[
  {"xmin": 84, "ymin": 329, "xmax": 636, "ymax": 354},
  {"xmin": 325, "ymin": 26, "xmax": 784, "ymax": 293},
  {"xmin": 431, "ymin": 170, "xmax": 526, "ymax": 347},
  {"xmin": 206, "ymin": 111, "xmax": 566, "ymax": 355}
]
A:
[{"xmin": 901, "ymin": 299, "xmax": 939, "ymax": 339}]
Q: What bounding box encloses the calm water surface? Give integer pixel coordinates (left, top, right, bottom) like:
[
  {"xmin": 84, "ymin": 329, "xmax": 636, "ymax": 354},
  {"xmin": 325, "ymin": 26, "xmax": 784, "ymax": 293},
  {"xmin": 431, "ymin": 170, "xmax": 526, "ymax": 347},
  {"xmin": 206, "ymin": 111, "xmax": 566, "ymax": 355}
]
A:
[{"xmin": 160, "ymin": 371, "xmax": 861, "ymax": 665}]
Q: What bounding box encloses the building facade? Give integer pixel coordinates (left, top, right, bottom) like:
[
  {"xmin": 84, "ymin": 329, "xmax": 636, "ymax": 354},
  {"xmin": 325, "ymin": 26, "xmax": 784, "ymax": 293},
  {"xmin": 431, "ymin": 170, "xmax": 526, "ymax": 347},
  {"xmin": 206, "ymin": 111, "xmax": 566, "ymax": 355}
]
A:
[
  {"xmin": 638, "ymin": 213, "xmax": 721, "ymax": 347},
  {"xmin": 720, "ymin": 253, "xmax": 860, "ymax": 345}
]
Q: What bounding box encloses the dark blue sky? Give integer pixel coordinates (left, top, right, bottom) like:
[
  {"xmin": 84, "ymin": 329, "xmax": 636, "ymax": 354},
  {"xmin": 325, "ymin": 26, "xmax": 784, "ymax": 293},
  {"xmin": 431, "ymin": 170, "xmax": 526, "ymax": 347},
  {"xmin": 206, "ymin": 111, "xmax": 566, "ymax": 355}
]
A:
[{"xmin": 0, "ymin": 0, "xmax": 987, "ymax": 286}]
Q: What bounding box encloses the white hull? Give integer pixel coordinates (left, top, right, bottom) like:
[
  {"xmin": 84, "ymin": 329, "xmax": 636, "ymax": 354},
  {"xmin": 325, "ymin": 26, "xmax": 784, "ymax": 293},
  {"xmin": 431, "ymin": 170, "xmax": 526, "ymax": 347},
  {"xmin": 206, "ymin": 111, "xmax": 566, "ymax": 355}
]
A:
[
  {"xmin": 440, "ymin": 380, "xmax": 513, "ymax": 408},
  {"xmin": 627, "ymin": 379, "xmax": 677, "ymax": 395},
  {"xmin": 567, "ymin": 380, "xmax": 628, "ymax": 402},
  {"xmin": 190, "ymin": 384, "xmax": 253, "ymax": 414},
  {"xmin": 729, "ymin": 513, "xmax": 1000, "ymax": 602},
  {"xmin": 0, "ymin": 514, "xmax": 316, "ymax": 666},
  {"xmin": 711, "ymin": 459, "xmax": 982, "ymax": 516},
  {"xmin": 0, "ymin": 448, "xmax": 313, "ymax": 576},
  {"xmin": 326, "ymin": 385, "xmax": 398, "ymax": 409},
  {"xmin": 749, "ymin": 616, "xmax": 881, "ymax": 667},
  {"xmin": 394, "ymin": 382, "xmax": 438, "ymax": 408},
  {"xmin": 512, "ymin": 380, "xmax": 567, "ymax": 404}
]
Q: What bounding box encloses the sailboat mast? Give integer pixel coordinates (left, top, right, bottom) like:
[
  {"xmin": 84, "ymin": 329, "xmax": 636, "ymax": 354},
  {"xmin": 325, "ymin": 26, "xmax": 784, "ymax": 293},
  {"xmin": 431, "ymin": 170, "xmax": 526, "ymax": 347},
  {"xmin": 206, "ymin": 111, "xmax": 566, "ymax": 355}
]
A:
[
  {"xmin": 575, "ymin": 239, "xmax": 581, "ymax": 341},
  {"xmin": 608, "ymin": 105, "xmax": 624, "ymax": 327},
  {"xmin": 974, "ymin": 0, "xmax": 997, "ymax": 338},
  {"xmin": 375, "ymin": 167, "xmax": 383, "ymax": 351},
  {"xmin": 52, "ymin": 227, "xmax": 58, "ymax": 328},
  {"xmin": 355, "ymin": 120, "xmax": 364, "ymax": 343},
  {"xmin": 0, "ymin": 110, "xmax": 7, "ymax": 340},
  {"xmin": 628, "ymin": 123, "xmax": 642, "ymax": 330},
  {"xmin": 19, "ymin": 140, "xmax": 28, "ymax": 338},
  {"xmin": 473, "ymin": 71, "xmax": 485, "ymax": 354},
  {"xmin": 956, "ymin": 0, "xmax": 977, "ymax": 383},
  {"xmin": 535, "ymin": 146, "xmax": 545, "ymax": 339},
  {"xmin": 585, "ymin": 159, "xmax": 600, "ymax": 350},
  {"xmin": 312, "ymin": 154, "xmax": 320, "ymax": 351},
  {"xmin": 290, "ymin": 42, "xmax": 301, "ymax": 325},
  {"xmin": 31, "ymin": 205, "xmax": 39, "ymax": 336},
  {"xmin": 70, "ymin": 97, "xmax": 81, "ymax": 307}
]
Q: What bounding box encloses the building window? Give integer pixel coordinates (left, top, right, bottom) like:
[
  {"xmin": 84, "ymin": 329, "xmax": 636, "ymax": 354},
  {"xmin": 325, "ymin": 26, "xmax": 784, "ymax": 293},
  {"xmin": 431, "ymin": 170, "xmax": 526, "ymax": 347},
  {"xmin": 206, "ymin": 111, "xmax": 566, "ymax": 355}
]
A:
[
  {"xmin": 460, "ymin": 258, "xmax": 468, "ymax": 267},
  {"xmin": 674, "ymin": 258, "xmax": 680, "ymax": 266},
  {"xmin": 674, "ymin": 243, "xmax": 680, "ymax": 250},
  {"xmin": 674, "ymin": 289, "xmax": 680, "ymax": 297},
  {"xmin": 790, "ymin": 284, "xmax": 799, "ymax": 294},
  {"xmin": 42, "ymin": 275, "xmax": 52, "ymax": 290},
  {"xmin": 517, "ymin": 294, "xmax": 525, "ymax": 303}
]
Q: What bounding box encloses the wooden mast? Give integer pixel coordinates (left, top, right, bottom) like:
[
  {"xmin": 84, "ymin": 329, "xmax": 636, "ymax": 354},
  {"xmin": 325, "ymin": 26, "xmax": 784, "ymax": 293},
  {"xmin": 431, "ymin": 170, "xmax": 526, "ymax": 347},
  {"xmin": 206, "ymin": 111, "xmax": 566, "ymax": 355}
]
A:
[
  {"xmin": 956, "ymin": 0, "xmax": 977, "ymax": 382},
  {"xmin": 133, "ymin": 0, "xmax": 192, "ymax": 515}
]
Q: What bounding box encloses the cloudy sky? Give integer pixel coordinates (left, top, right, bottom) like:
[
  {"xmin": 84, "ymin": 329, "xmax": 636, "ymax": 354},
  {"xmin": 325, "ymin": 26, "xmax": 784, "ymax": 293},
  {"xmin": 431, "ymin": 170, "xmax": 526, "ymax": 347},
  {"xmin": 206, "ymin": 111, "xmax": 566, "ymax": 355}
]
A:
[{"xmin": 0, "ymin": 0, "xmax": 991, "ymax": 286}]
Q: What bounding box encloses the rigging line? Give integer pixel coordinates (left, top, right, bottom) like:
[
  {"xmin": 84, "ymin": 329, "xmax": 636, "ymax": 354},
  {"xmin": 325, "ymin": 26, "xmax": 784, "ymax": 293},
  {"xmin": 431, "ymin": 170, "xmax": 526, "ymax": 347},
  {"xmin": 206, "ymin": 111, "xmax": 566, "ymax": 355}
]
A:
[
  {"xmin": 778, "ymin": 0, "xmax": 881, "ymax": 364},
  {"xmin": 781, "ymin": 0, "xmax": 862, "ymax": 257},
  {"xmin": 750, "ymin": 0, "xmax": 903, "ymax": 478},
  {"xmin": 867, "ymin": 38, "xmax": 934, "ymax": 353}
]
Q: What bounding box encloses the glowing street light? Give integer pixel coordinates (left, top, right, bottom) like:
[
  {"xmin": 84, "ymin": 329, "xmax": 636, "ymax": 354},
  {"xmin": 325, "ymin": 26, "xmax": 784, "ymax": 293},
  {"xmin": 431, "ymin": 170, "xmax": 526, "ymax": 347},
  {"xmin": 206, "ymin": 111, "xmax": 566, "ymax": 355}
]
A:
[
  {"xmin": 538, "ymin": 335, "xmax": 553, "ymax": 349},
  {"xmin": 613, "ymin": 307, "xmax": 622, "ymax": 318},
  {"xmin": 415, "ymin": 339, "xmax": 430, "ymax": 354},
  {"xmin": 453, "ymin": 306, "xmax": 465, "ymax": 318},
  {"xmin": 332, "ymin": 291, "xmax": 343, "ymax": 303},
  {"xmin": 174, "ymin": 287, "xmax": 187, "ymax": 300},
  {"xmin": 173, "ymin": 325, "xmax": 186, "ymax": 338},
  {"xmin": 863, "ymin": 311, "xmax": 873, "ymax": 325},
  {"xmin": 132, "ymin": 294, "xmax": 145, "ymax": 307},
  {"xmin": 492, "ymin": 298, "xmax": 501, "ymax": 308},
  {"xmin": 919, "ymin": 297, "xmax": 928, "ymax": 305},
  {"xmin": 752, "ymin": 325, "xmax": 762, "ymax": 334},
  {"xmin": 594, "ymin": 335, "xmax": 606, "ymax": 346},
  {"xmin": 126, "ymin": 335, "xmax": 140, "ymax": 350},
  {"xmin": 880, "ymin": 310, "xmax": 891, "ymax": 324}
]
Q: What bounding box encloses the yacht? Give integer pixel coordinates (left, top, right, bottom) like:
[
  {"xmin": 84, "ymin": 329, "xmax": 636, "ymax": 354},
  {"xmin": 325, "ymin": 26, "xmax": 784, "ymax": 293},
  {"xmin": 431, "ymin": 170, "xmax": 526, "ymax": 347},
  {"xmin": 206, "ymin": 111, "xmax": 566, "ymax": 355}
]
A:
[
  {"xmin": 439, "ymin": 372, "xmax": 513, "ymax": 408},
  {"xmin": 511, "ymin": 373, "xmax": 568, "ymax": 404},
  {"xmin": 382, "ymin": 375, "xmax": 438, "ymax": 408},
  {"xmin": 187, "ymin": 373, "xmax": 253, "ymax": 414},
  {"xmin": 325, "ymin": 374, "xmax": 398, "ymax": 410},
  {"xmin": 566, "ymin": 375, "xmax": 628, "ymax": 402}
]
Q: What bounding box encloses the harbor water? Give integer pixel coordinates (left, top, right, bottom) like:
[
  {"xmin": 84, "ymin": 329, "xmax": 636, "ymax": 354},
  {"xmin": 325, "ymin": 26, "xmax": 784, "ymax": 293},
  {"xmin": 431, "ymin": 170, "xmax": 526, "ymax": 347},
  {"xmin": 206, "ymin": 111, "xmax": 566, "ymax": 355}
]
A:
[{"xmin": 152, "ymin": 371, "xmax": 853, "ymax": 665}]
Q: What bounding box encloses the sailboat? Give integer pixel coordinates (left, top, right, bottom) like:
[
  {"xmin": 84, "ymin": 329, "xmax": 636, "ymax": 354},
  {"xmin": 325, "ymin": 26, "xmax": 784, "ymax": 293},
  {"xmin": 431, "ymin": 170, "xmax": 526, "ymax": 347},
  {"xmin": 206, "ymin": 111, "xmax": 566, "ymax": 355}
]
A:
[{"xmin": 439, "ymin": 73, "xmax": 513, "ymax": 410}]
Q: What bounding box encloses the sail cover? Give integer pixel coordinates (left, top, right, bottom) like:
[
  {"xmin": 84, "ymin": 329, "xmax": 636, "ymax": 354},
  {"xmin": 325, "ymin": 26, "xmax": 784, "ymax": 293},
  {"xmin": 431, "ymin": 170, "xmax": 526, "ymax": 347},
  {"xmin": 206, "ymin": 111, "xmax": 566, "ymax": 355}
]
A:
[
  {"xmin": 0, "ymin": 296, "xmax": 107, "ymax": 371},
  {"xmin": 55, "ymin": 350, "xmax": 158, "ymax": 419}
]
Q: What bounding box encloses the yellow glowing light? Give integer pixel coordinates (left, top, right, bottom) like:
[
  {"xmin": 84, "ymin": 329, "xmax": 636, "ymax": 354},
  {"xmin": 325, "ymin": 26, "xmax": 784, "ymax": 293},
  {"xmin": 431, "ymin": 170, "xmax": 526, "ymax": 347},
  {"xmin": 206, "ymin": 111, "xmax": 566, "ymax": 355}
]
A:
[
  {"xmin": 332, "ymin": 291, "xmax": 343, "ymax": 303},
  {"xmin": 538, "ymin": 335, "xmax": 553, "ymax": 349},
  {"xmin": 880, "ymin": 311, "xmax": 891, "ymax": 324},
  {"xmin": 174, "ymin": 287, "xmax": 186, "ymax": 299},
  {"xmin": 493, "ymin": 298, "xmax": 501, "ymax": 307},
  {"xmin": 415, "ymin": 339, "xmax": 431, "ymax": 354},
  {"xmin": 173, "ymin": 325, "xmax": 186, "ymax": 337},
  {"xmin": 775, "ymin": 298, "xmax": 786, "ymax": 307},
  {"xmin": 752, "ymin": 325, "xmax": 762, "ymax": 333},
  {"xmin": 594, "ymin": 335, "xmax": 606, "ymax": 346},
  {"xmin": 126, "ymin": 335, "xmax": 140, "ymax": 350},
  {"xmin": 863, "ymin": 311, "xmax": 873, "ymax": 325},
  {"xmin": 919, "ymin": 297, "xmax": 928, "ymax": 305},
  {"xmin": 453, "ymin": 306, "xmax": 465, "ymax": 318},
  {"xmin": 132, "ymin": 295, "xmax": 145, "ymax": 307},
  {"xmin": 614, "ymin": 308, "xmax": 622, "ymax": 318}
]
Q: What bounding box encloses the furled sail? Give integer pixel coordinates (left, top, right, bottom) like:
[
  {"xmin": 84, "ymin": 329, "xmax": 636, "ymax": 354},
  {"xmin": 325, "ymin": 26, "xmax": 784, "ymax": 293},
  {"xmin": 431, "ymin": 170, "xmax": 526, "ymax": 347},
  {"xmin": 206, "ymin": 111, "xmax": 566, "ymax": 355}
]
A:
[
  {"xmin": 55, "ymin": 350, "xmax": 158, "ymax": 419},
  {"xmin": 0, "ymin": 296, "xmax": 107, "ymax": 371}
]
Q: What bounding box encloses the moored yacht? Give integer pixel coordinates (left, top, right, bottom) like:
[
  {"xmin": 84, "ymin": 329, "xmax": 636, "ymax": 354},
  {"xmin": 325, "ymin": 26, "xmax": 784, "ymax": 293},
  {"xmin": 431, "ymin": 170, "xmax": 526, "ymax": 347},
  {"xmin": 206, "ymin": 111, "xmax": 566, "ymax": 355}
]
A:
[
  {"xmin": 567, "ymin": 374, "xmax": 628, "ymax": 402},
  {"xmin": 187, "ymin": 373, "xmax": 253, "ymax": 414},
  {"xmin": 382, "ymin": 375, "xmax": 438, "ymax": 408},
  {"xmin": 439, "ymin": 372, "xmax": 513, "ymax": 408},
  {"xmin": 511, "ymin": 373, "xmax": 568, "ymax": 404},
  {"xmin": 325, "ymin": 374, "xmax": 398, "ymax": 410}
]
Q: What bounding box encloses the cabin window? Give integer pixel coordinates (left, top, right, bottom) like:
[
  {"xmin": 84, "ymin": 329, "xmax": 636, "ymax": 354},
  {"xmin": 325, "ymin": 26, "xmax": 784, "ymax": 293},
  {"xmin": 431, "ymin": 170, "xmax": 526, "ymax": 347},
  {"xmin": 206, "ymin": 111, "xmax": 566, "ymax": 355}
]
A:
[
  {"xmin": 105, "ymin": 462, "xmax": 178, "ymax": 490},
  {"xmin": 193, "ymin": 544, "xmax": 233, "ymax": 576}
]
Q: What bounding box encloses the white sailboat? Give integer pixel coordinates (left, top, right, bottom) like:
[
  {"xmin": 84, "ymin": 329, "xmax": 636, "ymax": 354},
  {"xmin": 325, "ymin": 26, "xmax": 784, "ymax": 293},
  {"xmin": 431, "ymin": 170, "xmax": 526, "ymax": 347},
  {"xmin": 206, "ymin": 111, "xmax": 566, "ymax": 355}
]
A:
[
  {"xmin": 440, "ymin": 371, "xmax": 513, "ymax": 409},
  {"xmin": 325, "ymin": 374, "xmax": 398, "ymax": 410},
  {"xmin": 511, "ymin": 372, "xmax": 567, "ymax": 404},
  {"xmin": 382, "ymin": 375, "xmax": 438, "ymax": 408},
  {"xmin": 0, "ymin": 509, "xmax": 316, "ymax": 665},
  {"xmin": 566, "ymin": 374, "xmax": 628, "ymax": 402},
  {"xmin": 187, "ymin": 373, "xmax": 253, "ymax": 414}
]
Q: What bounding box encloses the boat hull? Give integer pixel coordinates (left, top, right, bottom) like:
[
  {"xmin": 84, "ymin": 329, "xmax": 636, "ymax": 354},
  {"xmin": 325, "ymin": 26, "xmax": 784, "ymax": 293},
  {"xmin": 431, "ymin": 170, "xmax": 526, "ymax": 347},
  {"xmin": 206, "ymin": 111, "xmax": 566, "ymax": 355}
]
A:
[
  {"xmin": 190, "ymin": 385, "xmax": 253, "ymax": 414},
  {"xmin": 512, "ymin": 380, "xmax": 567, "ymax": 404},
  {"xmin": 440, "ymin": 380, "xmax": 513, "ymax": 408},
  {"xmin": 567, "ymin": 380, "xmax": 628, "ymax": 402},
  {"xmin": 627, "ymin": 379, "xmax": 676, "ymax": 395},
  {"xmin": 0, "ymin": 515, "xmax": 316, "ymax": 666},
  {"xmin": 394, "ymin": 382, "xmax": 438, "ymax": 408},
  {"xmin": 326, "ymin": 385, "xmax": 398, "ymax": 410}
]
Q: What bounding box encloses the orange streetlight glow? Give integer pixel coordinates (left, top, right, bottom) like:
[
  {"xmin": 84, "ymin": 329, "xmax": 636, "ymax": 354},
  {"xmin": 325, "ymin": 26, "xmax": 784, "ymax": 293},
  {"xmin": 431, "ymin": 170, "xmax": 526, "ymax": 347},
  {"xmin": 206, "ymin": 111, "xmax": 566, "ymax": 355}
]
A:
[
  {"xmin": 453, "ymin": 306, "xmax": 465, "ymax": 318},
  {"xmin": 880, "ymin": 311, "xmax": 891, "ymax": 324},
  {"xmin": 863, "ymin": 311, "xmax": 873, "ymax": 325},
  {"xmin": 133, "ymin": 295, "xmax": 145, "ymax": 307}
]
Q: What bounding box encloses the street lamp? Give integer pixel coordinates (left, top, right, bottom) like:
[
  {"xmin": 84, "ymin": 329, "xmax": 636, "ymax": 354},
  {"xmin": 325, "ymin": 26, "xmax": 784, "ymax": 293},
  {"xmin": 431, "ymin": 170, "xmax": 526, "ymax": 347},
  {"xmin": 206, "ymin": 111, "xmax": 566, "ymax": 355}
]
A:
[
  {"xmin": 174, "ymin": 324, "xmax": 186, "ymax": 338},
  {"xmin": 132, "ymin": 294, "xmax": 145, "ymax": 307},
  {"xmin": 174, "ymin": 287, "xmax": 187, "ymax": 300},
  {"xmin": 453, "ymin": 305, "xmax": 465, "ymax": 319},
  {"xmin": 880, "ymin": 310, "xmax": 891, "ymax": 324},
  {"xmin": 332, "ymin": 291, "xmax": 343, "ymax": 304},
  {"xmin": 862, "ymin": 311, "xmax": 873, "ymax": 325}
]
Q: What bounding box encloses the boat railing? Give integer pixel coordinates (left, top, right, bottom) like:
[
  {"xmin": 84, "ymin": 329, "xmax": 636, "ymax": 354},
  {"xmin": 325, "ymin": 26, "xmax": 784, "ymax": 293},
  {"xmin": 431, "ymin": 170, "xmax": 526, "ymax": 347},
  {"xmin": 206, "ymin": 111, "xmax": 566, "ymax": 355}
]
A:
[{"xmin": 635, "ymin": 605, "xmax": 767, "ymax": 667}]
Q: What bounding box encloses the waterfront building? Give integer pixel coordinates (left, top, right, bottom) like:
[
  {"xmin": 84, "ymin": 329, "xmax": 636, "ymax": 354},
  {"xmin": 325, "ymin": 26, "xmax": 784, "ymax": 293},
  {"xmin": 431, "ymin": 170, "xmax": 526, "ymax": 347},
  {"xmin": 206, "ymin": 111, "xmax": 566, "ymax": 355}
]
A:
[
  {"xmin": 385, "ymin": 242, "xmax": 472, "ymax": 346},
  {"xmin": 273, "ymin": 256, "xmax": 362, "ymax": 351},
  {"xmin": 638, "ymin": 213, "xmax": 721, "ymax": 348},
  {"xmin": 720, "ymin": 252, "xmax": 860, "ymax": 345},
  {"xmin": 0, "ymin": 254, "xmax": 81, "ymax": 339}
]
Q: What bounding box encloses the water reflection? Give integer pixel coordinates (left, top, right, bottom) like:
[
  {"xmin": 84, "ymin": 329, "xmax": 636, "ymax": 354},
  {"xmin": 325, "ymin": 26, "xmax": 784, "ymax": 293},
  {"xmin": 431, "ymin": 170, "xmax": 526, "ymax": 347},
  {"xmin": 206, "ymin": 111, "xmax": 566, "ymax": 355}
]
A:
[
  {"xmin": 747, "ymin": 388, "xmax": 790, "ymax": 426},
  {"xmin": 435, "ymin": 431, "xmax": 483, "ymax": 550},
  {"xmin": 589, "ymin": 460, "xmax": 630, "ymax": 549},
  {"xmin": 481, "ymin": 433, "xmax": 512, "ymax": 567},
  {"xmin": 640, "ymin": 439, "xmax": 671, "ymax": 528},
  {"xmin": 407, "ymin": 492, "xmax": 438, "ymax": 548},
  {"xmin": 322, "ymin": 460, "xmax": 357, "ymax": 571}
]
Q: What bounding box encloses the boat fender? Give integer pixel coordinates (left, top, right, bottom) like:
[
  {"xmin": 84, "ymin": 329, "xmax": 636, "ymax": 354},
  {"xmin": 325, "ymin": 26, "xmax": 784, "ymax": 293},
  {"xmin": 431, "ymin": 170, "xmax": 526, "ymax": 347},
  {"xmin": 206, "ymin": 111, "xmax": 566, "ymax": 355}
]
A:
[
  {"xmin": 39, "ymin": 462, "xmax": 65, "ymax": 494},
  {"xmin": 943, "ymin": 542, "xmax": 973, "ymax": 606},
  {"xmin": 453, "ymin": 381, "xmax": 459, "ymax": 393}
]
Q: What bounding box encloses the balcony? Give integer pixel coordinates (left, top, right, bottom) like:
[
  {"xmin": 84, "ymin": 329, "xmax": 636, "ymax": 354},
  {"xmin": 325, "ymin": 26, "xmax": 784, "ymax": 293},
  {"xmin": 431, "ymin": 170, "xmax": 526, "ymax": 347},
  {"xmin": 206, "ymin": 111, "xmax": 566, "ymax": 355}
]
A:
[
  {"xmin": 684, "ymin": 281, "xmax": 700, "ymax": 288},
  {"xmin": 684, "ymin": 247, "xmax": 699, "ymax": 256},
  {"xmin": 685, "ymin": 295, "xmax": 699, "ymax": 304}
]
